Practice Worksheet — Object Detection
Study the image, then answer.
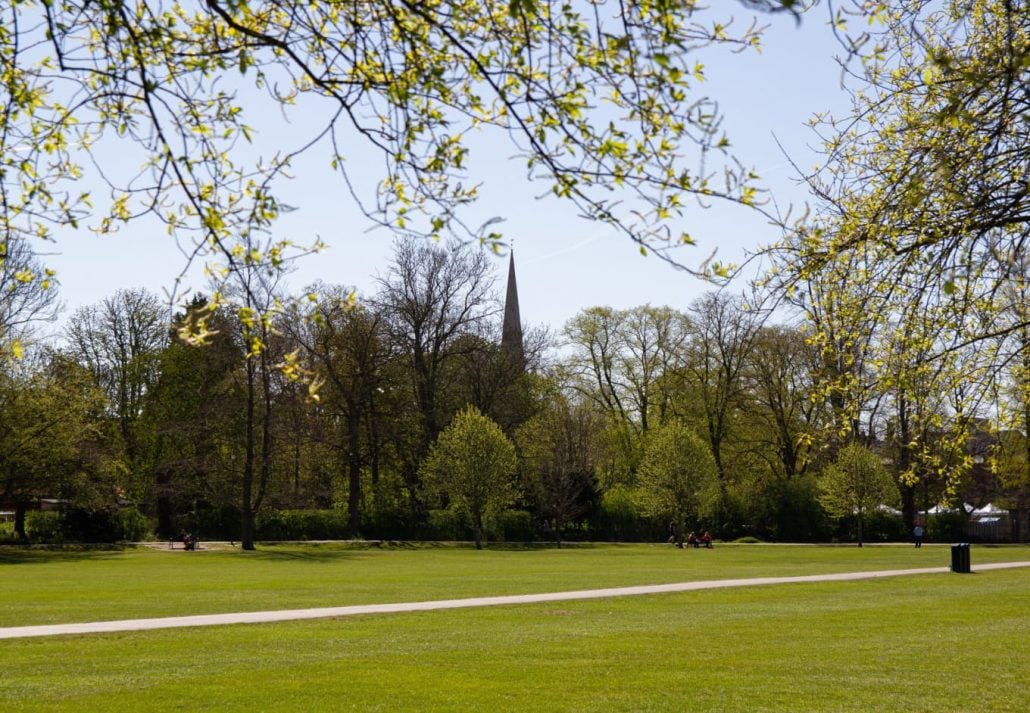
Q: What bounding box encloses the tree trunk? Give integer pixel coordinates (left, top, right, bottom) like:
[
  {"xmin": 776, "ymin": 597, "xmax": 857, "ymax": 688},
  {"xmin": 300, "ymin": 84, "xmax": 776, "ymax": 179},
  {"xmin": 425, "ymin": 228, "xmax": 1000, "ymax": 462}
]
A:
[
  {"xmin": 156, "ymin": 467, "xmax": 174, "ymax": 538},
  {"xmin": 347, "ymin": 408, "xmax": 362, "ymax": 535},
  {"xmin": 896, "ymin": 394, "xmax": 916, "ymax": 532},
  {"xmin": 901, "ymin": 485, "xmax": 916, "ymax": 533},
  {"xmin": 241, "ymin": 505, "xmax": 255, "ymax": 551},
  {"xmin": 366, "ymin": 404, "xmax": 381, "ymax": 489},
  {"xmin": 474, "ymin": 512, "xmax": 483, "ymax": 550},
  {"xmin": 14, "ymin": 501, "xmax": 27, "ymax": 540},
  {"xmin": 241, "ymin": 359, "xmax": 257, "ymax": 551},
  {"xmin": 293, "ymin": 426, "xmax": 302, "ymax": 500},
  {"xmin": 256, "ymin": 346, "xmax": 273, "ymax": 515},
  {"xmin": 857, "ymin": 513, "xmax": 864, "ymax": 547}
]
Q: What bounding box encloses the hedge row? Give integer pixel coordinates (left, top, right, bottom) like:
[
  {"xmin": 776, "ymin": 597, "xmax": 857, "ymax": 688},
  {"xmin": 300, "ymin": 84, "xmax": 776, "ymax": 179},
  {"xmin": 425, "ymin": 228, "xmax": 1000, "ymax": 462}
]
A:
[
  {"xmin": 6, "ymin": 505, "xmax": 976, "ymax": 545},
  {"xmin": 22, "ymin": 508, "xmax": 149, "ymax": 544}
]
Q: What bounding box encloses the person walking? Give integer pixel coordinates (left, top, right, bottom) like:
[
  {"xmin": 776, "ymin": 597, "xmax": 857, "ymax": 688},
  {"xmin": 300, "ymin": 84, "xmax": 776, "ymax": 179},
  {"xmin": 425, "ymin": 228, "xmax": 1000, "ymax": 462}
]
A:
[{"xmin": 913, "ymin": 524, "xmax": 924, "ymax": 548}]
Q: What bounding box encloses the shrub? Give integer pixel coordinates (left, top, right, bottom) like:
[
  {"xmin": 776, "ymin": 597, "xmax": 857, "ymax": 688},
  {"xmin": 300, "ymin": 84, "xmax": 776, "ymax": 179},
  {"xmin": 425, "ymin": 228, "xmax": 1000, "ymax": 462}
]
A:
[
  {"xmin": 191, "ymin": 504, "xmax": 241, "ymax": 540},
  {"xmin": 700, "ymin": 491, "xmax": 752, "ymax": 542},
  {"xmin": 254, "ymin": 510, "xmax": 288, "ymax": 540},
  {"xmin": 927, "ymin": 511, "xmax": 967, "ymax": 542},
  {"xmin": 0, "ymin": 521, "xmax": 15, "ymax": 543},
  {"xmin": 255, "ymin": 509, "xmax": 350, "ymax": 541},
  {"xmin": 46, "ymin": 507, "xmax": 150, "ymax": 543},
  {"xmin": 26, "ymin": 511, "xmax": 64, "ymax": 543},
  {"xmin": 863, "ymin": 511, "xmax": 907, "ymax": 542},
  {"xmin": 61, "ymin": 508, "xmax": 116, "ymax": 542},
  {"xmin": 115, "ymin": 508, "xmax": 151, "ymax": 541},
  {"xmin": 751, "ymin": 476, "xmax": 831, "ymax": 542},
  {"xmin": 363, "ymin": 505, "xmax": 415, "ymax": 541},
  {"xmin": 425, "ymin": 508, "xmax": 471, "ymax": 541},
  {"xmin": 485, "ymin": 509, "xmax": 533, "ymax": 543},
  {"xmin": 594, "ymin": 486, "xmax": 655, "ymax": 542},
  {"xmin": 832, "ymin": 511, "xmax": 907, "ymax": 543}
]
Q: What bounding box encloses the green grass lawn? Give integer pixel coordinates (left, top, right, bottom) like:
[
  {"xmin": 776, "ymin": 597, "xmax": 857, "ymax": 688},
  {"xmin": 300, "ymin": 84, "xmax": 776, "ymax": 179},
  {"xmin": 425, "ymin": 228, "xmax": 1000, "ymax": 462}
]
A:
[
  {"xmin": 2, "ymin": 542, "xmax": 1028, "ymax": 627},
  {"xmin": 2, "ymin": 543, "xmax": 1029, "ymax": 711}
]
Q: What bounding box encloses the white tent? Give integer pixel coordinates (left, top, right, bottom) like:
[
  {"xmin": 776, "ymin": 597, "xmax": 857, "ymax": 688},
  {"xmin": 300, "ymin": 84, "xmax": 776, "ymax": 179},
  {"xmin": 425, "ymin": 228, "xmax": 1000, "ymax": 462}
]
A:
[{"xmin": 972, "ymin": 503, "xmax": 1007, "ymax": 518}]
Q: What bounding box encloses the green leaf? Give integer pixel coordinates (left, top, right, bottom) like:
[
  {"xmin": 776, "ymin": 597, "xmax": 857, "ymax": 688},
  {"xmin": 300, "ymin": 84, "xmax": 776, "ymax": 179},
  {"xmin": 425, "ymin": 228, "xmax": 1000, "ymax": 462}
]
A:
[{"xmin": 508, "ymin": 0, "xmax": 537, "ymax": 18}]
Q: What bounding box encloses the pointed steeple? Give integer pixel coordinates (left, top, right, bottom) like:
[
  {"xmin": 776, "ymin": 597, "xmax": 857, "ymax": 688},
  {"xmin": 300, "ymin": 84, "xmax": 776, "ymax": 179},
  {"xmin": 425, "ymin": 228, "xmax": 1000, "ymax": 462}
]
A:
[{"xmin": 501, "ymin": 249, "xmax": 524, "ymax": 364}]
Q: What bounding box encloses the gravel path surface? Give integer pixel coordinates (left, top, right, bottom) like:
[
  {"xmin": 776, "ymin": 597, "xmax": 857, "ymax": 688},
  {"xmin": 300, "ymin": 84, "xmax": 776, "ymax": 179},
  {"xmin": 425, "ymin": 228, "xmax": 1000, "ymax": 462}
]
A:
[{"xmin": 3, "ymin": 561, "xmax": 1028, "ymax": 640}]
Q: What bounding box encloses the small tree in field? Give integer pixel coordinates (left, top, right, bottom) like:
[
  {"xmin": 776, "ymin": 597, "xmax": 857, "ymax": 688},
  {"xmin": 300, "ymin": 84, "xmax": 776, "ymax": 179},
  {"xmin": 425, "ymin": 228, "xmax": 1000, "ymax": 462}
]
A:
[
  {"xmin": 820, "ymin": 443, "xmax": 898, "ymax": 547},
  {"xmin": 636, "ymin": 422, "xmax": 718, "ymax": 547},
  {"xmin": 421, "ymin": 406, "xmax": 517, "ymax": 549}
]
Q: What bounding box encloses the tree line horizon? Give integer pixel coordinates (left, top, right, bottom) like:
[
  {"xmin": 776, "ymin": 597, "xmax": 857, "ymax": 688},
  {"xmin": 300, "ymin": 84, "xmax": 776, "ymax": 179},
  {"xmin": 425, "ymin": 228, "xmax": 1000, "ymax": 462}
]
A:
[
  {"xmin": 2, "ymin": 238, "xmax": 1026, "ymax": 548},
  {"xmin": 1, "ymin": 1, "xmax": 1028, "ymax": 545}
]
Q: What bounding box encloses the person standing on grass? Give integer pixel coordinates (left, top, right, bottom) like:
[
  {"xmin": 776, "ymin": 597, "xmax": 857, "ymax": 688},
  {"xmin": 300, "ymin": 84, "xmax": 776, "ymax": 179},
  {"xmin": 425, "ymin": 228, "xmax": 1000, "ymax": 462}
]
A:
[{"xmin": 913, "ymin": 524, "xmax": 924, "ymax": 548}]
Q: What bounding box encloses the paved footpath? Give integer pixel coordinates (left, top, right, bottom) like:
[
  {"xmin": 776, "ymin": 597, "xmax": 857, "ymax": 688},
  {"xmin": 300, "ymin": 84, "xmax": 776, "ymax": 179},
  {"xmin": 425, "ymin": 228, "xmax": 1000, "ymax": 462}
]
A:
[{"xmin": 3, "ymin": 561, "xmax": 1028, "ymax": 640}]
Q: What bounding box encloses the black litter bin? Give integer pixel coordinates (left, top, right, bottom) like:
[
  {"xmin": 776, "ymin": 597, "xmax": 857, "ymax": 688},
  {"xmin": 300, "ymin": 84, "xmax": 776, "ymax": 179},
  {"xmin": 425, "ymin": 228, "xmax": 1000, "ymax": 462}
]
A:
[{"xmin": 950, "ymin": 543, "xmax": 971, "ymax": 573}]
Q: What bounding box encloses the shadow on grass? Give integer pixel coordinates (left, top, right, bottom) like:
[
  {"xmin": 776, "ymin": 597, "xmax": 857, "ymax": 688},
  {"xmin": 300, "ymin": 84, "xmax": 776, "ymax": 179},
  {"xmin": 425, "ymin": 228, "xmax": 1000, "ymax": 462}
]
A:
[
  {"xmin": 0, "ymin": 545, "xmax": 132, "ymax": 565},
  {"xmin": 475, "ymin": 542, "xmax": 605, "ymax": 552},
  {"xmin": 239, "ymin": 540, "xmax": 609, "ymax": 561},
  {"xmin": 973, "ymin": 543, "xmax": 1030, "ymax": 549},
  {"xmin": 239, "ymin": 544, "xmax": 370, "ymax": 563}
]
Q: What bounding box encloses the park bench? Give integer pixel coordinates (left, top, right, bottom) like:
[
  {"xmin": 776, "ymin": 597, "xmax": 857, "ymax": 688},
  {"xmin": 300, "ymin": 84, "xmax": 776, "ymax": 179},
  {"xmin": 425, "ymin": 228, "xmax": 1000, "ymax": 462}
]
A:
[{"xmin": 168, "ymin": 533, "xmax": 199, "ymax": 550}]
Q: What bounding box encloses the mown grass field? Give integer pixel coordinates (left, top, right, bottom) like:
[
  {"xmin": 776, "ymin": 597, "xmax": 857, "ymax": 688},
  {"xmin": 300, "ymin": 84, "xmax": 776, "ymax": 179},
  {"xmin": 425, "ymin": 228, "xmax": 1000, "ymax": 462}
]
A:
[{"xmin": 2, "ymin": 543, "xmax": 1029, "ymax": 711}]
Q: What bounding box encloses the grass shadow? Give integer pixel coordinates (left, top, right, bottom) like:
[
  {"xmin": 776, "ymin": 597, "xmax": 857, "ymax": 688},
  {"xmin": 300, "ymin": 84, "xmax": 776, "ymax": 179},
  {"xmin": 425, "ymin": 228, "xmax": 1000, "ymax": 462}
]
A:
[
  {"xmin": 237, "ymin": 540, "xmax": 609, "ymax": 560},
  {"xmin": 476, "ymin": 541, "xmax": 605, "ymax": 552},
  {"xmin": 239, "ymin": 544, "xmax": 370, "ymax": 563},
  {"xmin": 0, "ymin": 545, "xmax": 133, "ymax": 565}
]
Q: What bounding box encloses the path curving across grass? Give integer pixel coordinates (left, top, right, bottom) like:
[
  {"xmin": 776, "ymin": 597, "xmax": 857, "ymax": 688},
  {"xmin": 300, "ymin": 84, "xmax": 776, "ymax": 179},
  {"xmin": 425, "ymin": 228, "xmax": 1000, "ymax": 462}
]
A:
[
  {"xmin": 2, "ymin": 541, "xmax": 1027, "ymax": 628},
  {"xmin": 2, "ymin": 543, "xmax": 1029, "ymax": 711}
]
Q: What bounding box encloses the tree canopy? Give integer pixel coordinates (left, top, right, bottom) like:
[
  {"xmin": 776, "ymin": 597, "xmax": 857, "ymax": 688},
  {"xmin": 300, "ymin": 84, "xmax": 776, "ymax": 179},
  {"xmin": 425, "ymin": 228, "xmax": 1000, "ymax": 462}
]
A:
[
  {"xmin": 819, "ymin": 442, "xmax": 897, "ymax": 546},
  {"xmin": 759, "ymin": 0, "xmax": 1028, "ymax": 497},
  {"xmin": 771, "ymin": 0, "xmax": 1028, "ymax": 403},
  {"xmin": 420, "ymin": 405, "xmax": 517, "ymax": 549},
  {"xmin": 0, "ymin": 0, "xmax": 807, "ymax": 328},
  {"xmin": 635, "ymin": 420, "xmax": 718, "ymax": 543}
]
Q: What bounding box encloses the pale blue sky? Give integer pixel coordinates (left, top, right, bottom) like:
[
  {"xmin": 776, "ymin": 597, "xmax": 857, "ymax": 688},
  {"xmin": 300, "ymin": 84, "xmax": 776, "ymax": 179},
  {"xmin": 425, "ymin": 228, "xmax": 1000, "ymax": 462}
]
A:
[{"xmin": 42, "ymin": 6, "xmax": 850, "ymax": 336}]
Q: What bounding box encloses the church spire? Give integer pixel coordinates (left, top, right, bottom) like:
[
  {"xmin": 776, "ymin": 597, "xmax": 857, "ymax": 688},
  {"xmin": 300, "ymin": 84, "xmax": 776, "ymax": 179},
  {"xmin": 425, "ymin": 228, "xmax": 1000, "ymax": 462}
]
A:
[{"xmin": 501, "ymin": 249, "xmax": 524, "ymax": 363}]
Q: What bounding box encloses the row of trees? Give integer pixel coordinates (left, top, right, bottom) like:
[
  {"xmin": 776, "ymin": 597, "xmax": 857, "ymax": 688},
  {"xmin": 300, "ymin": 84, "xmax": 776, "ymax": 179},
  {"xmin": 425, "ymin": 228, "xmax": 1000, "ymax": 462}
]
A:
[
  {"xmin": 3, "ymin": 239, "xmax": 538, "ymax": 547},
  {"xmin": 558, "ymin": 294, "xmax": 1028, "ymax": 543},
  {"xmin": 2, "ymin": 0, "xmax": 1028, "ymax": 545},
  {"xmin": 766, "ymin": 0, "xmax": 1030, "ymax": 539},
  {"xmin": 3, "ymin": 236, "xmax": 1027, "ymax": 547}
]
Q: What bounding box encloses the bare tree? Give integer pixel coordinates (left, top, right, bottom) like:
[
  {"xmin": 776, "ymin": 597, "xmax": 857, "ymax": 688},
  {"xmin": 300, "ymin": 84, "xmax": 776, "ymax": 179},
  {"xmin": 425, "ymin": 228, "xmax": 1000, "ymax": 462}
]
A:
[
  {"xmin": 564, "ymin": 305, "xmax": 689, "ymax": 434},
  {"xmin": 222, "ymin": 266, "xmax": 288, "ymax": 550},
  {"xmin": 375, "ymin": 240, "xmax": 496, "ymax": 509},
  {"xmin": 286, "ymin": 285, "xmax": 391, "ymax": 533},
  {"xmin": 1, "ymin": 239, "xmax": 60, "ymax": 355},
  {"xmin": 64, "ymin": 288, "xmax": 167, "ymax": 464},
  {"xmin": 680, "ymin": 292, "xmax": 762, "ymax": 483},
  {"xmin": 743, "ymin": 325, "xmax": 825, "ymax": 481}
]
